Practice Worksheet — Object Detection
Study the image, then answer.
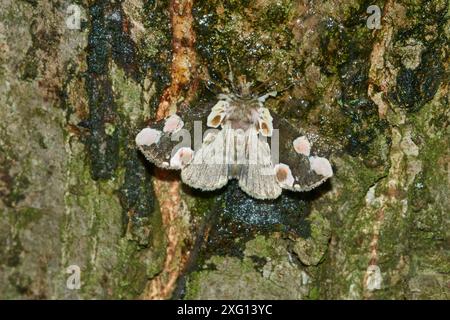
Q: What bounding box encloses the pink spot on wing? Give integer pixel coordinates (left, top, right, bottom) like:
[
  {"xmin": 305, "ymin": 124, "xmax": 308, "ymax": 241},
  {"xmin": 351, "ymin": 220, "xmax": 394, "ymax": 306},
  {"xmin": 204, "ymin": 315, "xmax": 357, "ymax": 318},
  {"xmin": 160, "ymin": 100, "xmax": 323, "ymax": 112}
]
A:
[
  {"xmin": 293, "ymin": 136, "xmax": 311, "ymax": 156},
  {"xmin": 135, "ymin": 128, "xmax": 161, "ymax": 146},
  {"xmin": 163, "ymin": 114, "xmax": 184, "ymax": 133},
  {"xmin": 170, "ymin": 147, "xmax": 194, "ymax": 169},
  {"xmin": 309, "ymin": 156, "xmax": 333, "ymax": 178},
  {"xmin": 274, "ymin": 163, "xmax": 294, "ymax": 188}
]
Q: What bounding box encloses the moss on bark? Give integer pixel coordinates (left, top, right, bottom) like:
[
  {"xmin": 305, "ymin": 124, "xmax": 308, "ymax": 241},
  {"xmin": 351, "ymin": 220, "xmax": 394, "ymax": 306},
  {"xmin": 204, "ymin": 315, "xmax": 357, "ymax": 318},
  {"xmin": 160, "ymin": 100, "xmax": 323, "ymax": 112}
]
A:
[{"xmin": 0, "ymin": 0, "xmax": 448, "ymax": 299}]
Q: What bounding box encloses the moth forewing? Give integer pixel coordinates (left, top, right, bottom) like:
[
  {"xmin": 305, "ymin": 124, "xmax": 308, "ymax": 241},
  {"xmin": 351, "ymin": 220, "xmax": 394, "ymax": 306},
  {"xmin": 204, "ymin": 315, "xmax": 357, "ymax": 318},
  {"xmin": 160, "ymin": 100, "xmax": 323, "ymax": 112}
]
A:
[
  {"xmin": 170, "ymin": 128, "xmax": 192, "ymax": 157},
  {"xmin": 180, "ymin": 127, "xmax": 230, "ymax": 191},
  {"xmin": 238, "ymin": 132, "xmax": 282, "ymax": 200},
  {"xmin": 270, "ymin": 111, "xmax": 333, "ymax": 191},
  {"xmin": 224, "ymin": 127, "xmax": 236, "ymax": 167},
  {"xmin": 256, "ymin": 133, "xmax": 278, "ymax": 177},
  {"xmin": 246, "ymin": 128, "xmax": 260, "ymax": 166},
  {"xmin": 135, "ymin": 103, "xmax": 212, "ymax": 170}
]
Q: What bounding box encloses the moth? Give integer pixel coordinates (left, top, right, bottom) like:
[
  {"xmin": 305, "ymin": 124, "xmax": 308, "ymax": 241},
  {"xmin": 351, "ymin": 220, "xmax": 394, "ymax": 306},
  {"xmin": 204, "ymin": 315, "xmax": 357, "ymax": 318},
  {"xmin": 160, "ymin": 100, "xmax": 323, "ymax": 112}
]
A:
[{"xmin": 136, "ymin": 77, "xmax": 333, "ymax": 200}]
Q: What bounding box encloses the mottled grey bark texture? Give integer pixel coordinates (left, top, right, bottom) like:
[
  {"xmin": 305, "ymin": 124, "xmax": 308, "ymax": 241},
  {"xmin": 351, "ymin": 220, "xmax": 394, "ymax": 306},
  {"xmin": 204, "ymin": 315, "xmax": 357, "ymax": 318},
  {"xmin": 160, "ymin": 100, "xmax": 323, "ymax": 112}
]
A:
[{"xmin": 0, "ymin": 0, "xmax": 448, "ymax": 299}]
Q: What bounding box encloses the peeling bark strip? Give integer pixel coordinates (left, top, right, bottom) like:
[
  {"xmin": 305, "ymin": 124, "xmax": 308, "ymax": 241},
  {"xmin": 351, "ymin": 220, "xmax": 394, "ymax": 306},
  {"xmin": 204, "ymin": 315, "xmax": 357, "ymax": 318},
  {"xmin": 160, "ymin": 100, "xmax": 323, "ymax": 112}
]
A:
[
  {"xmin": 142, "ymin": 0, "xmax": 197, "ymax": 300},
  {"xmin": 363, "ymin": 0, "xmax": 394, "ymax": 297},
  {"xmin": 156, "ymin": 0, "xmax": 198, "ymax": 120},
  {"xmin": 367, "ymin": 0, "xmax": 394, "ymax": 119},
  {"xmin": 143, "ymin": 174, "xmax": 191, "ymax": 299},
  {"xmin": 362, "ymin": 0, "xmax": 438, "ymax": 298}
]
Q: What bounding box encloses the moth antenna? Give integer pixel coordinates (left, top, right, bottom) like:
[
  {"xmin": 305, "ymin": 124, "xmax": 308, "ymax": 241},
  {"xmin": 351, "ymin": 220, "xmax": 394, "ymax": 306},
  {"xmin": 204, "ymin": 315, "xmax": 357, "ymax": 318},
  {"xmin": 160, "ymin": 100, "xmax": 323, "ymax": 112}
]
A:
[
  {"xmin": 252, "ymin": 59, "xmax": 285, "ymax": 97},
  {"xmin": 277, "ymin": 82, "xmax": 296, "ymax": 94},
  {"xmin": 199, "ymin": 64, "xmax": 231, "ymax": 96},
  {"xmin": 204, "ymin": 79, "xmax": 219, "ymax": 95},
  {"xmin": 255, "ymin": 57, "xmax": 303, "ymax": 97},
  {"xmin": 253, "ymin": 80, "xmax": 277, "ymax": 96},
  {"xmin": 226, "ymin": 56, "xmax": 238, "ymax": 93},
  {"xmin": 258, "ymin": 74, "xmax": 302, "ymax": 100}
]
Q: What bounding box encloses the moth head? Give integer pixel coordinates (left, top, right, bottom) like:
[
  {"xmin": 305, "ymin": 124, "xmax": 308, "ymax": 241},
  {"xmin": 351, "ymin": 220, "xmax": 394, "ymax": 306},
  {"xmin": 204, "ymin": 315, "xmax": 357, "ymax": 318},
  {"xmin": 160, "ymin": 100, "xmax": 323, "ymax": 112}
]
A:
[{"xmin": 235, "ymin": 75, "xmax": 254, "ymax": 99}]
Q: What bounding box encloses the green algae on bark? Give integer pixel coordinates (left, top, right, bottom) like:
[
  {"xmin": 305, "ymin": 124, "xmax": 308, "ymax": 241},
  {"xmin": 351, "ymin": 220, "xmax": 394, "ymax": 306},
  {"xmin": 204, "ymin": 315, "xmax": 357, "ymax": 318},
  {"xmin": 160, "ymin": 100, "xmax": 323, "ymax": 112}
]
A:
[
  {"xmin": 185, "ymin": 235, "xmax": 313, "ymax": 299},
  {"xmin": 0, "ymin": 0, "xmax": 166, "ymax": 299},
  {"xmin": 0, "ymin": 0, "xmax": 448, "ymax": 300}
]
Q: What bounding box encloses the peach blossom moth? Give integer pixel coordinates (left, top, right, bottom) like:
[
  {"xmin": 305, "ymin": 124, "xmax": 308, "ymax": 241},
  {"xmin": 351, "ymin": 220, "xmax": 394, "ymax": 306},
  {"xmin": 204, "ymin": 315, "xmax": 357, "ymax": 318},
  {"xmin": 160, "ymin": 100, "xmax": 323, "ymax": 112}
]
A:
[{"xmin": 136, "ymin": 79, "xmax": 333, "ymax": 200}]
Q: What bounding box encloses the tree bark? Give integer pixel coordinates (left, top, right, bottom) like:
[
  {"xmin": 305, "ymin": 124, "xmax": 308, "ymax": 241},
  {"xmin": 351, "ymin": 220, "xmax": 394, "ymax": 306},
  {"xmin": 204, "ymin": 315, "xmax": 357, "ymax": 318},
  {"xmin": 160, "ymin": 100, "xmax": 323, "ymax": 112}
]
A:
[{"xmin": 0, "ymin": 0, "xmax": 448, "ymax": 299}]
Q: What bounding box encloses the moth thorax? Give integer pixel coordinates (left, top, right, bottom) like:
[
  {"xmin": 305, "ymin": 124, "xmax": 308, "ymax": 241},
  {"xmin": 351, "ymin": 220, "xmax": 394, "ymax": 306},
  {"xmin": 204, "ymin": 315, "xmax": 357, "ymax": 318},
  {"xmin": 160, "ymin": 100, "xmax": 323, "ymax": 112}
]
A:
[{"xmin": 226, "ymin": 100, "xmax": 260, "ymax": 131}]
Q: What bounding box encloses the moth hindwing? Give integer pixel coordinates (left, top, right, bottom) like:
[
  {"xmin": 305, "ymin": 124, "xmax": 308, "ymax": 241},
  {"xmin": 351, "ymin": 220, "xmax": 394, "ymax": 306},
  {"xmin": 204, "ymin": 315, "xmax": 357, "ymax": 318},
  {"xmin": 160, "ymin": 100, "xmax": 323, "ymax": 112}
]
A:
[{"xmin": 136, "ymin": 86, "xmax": 333, "ymax": 199}]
